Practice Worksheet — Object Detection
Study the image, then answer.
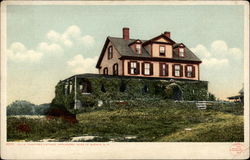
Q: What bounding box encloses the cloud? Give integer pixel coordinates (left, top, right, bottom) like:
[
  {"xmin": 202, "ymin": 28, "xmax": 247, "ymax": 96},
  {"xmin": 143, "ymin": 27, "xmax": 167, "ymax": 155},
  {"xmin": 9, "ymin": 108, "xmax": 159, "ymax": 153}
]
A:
[
  {"xmin": 67, "ymin": 55, "xmax": 98, "ymax": 74},
  {"xmin": 191, "ymin": 40, "xmax": 243, "ymax": 100},
  {"xmin": 7, "ymin": 42, "xmax": 43, "ymax": 62},
  {"xmin": 46, "ymin": 30, "xmax": 61, "ymax": 42},
  {"xmin": 211, "ymin": 40, "xmax": 228, "ymax": 53},
  {"xmin": 190, "ymin": 44, "xmax": 210, "ymax": 58},
  {"xmin": 228, "ymin": 48, "xmax": 242, "ymax": 59},
  {"xmin": 63, "ymin": 25, "xmax": 81, "ymax": 39},
  {"xmin": 81, "ymin": 35, "xmax": 95, "ymax": 47},
  {"xmin": 46, "ymin": 25, "xmax": 95, "ymax": 48},
  {"xmin": 8, "ymin": 25, "xmax": 96, "ymax": 62},
  {"xmin": 202, "ymin": 58, "xmax": 229, "ymax": 67},
  {"xmin": 191, "ymin": 40, "xmax": 243, "ymax": 68},
  {"xmin": 37, "ymin": 42, "xmax": 63, "ymax": 54}
]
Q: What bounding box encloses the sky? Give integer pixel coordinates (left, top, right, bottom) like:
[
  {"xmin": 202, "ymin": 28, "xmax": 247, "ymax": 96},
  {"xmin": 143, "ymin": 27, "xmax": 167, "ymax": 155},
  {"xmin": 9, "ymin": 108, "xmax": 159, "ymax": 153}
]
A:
[{"xmin": 6, "ymin": 4, "xmax": 245, "ymax": 105}]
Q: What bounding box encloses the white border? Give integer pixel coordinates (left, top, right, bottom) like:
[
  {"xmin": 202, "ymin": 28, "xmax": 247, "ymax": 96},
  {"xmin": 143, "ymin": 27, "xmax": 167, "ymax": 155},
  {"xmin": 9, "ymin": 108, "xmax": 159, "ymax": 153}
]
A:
[{"xmin": 1, "ymin": 1, "xmax": 249, "ymax": 159}]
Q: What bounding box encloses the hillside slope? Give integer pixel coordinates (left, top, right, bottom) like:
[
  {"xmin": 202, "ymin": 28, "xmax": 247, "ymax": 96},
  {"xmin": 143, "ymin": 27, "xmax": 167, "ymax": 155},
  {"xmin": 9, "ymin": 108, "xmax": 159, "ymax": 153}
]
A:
[{"xmin": 7, "ymin": 101, "xmax": 244, "ymax": 142}]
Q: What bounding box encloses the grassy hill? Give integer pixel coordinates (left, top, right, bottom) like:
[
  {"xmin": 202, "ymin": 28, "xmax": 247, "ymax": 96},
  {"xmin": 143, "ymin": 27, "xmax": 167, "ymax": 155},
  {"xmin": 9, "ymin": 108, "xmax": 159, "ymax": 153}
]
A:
[{"xmin": 7, "ymin": 100, "xmax": 244, "ymax": 142}]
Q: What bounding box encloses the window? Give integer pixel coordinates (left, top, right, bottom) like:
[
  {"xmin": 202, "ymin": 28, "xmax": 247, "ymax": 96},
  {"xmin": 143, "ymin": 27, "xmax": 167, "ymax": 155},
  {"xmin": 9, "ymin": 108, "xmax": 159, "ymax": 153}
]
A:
[
  {"xmin": 130, "ymin": 62, "xmax": 137, "ymax": 74},
  {"xmin": 159, "ymin": 46, "xmax": 165, "ymax": 56},
  {"xmin": 113, "ymin": 63, "xmax": 118, "ymax": 75},
  {"xmin": 179, "ymin": 48, "xmax": 185, "ymax": 57},
  {"xmin": 108, "ymin": 46, "xmax": 113, "ymax": 59},
  {"xmin": 160, "ymin": 63, "xmax": 168, "ymax": 76},
  {"xmin": 79, "ymin": 80, "xmax": 92, "ymax": 94},
  {"xmin": 64, "ymin": 84, "xmax": 68, "ymax": 95},
  {"xmin": 186, "ymin": 65, "xmax": 195, "ymax": 78},
  {"xmin": 128, "ymin": 61, "xmax": 140, "ymax": 75},
  {"xmin": 135, "ymin": 44, "xmax": 141, "ymax": 54},
  {"xmin": 187, "ymin": 66, "xmax": 192, "ymax": 77},
  {"xmin": 142, "ymin": 63, "xmax": 153, "ymax": 75},
  {"xmin": 103, "ymin": 67, "xmax": 108, "ymax": 75},
  {"xmin": 144, "ymin": 63, "xmax": 150, "ymax": 75},
  {"xmin": 174, "ymin": 65, "xmax": 181, "ymax": 77}
]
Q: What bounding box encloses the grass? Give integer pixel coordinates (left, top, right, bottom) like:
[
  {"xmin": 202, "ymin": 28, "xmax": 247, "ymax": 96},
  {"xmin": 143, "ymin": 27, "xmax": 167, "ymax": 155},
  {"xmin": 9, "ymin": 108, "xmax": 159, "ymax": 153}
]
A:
[
  {"xmin": 7, "ymin": 101, "xmax": 244, "ymax": 142},
  {"xmin": 158, "ymin": 113, "xmax": 243, "ymax": 142}
]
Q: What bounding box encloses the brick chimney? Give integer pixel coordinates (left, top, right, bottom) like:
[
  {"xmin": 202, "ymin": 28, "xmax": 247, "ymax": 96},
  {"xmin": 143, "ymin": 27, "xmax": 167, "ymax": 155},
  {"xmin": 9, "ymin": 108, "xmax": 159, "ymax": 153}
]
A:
[
  {"xmin": 123, "ymin": 27, "xmax": 130, "ymax": 40},
  {"xmin": 164, "ymin": 31, "xmax": 170, "ymax": 38}
]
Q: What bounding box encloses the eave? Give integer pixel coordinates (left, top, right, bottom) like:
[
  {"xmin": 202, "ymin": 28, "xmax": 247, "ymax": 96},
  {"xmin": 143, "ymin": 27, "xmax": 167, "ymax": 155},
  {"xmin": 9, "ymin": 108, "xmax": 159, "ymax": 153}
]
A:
[
  {"xmin": 119, "ymin": 56, "xmax": 202, "ymax": 64},
  {"xmin": 142, "ymin": 34, "xmax": 176, "ymax": 46},
  {"xmin": 96, "ymin": 37, "xmax": 110, "ymax": 68}
]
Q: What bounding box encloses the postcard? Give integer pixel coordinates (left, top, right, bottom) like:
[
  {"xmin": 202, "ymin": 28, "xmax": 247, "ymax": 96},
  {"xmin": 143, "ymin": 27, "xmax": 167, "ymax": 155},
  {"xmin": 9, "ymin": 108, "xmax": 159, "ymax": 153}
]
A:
[{"xmin": 1, "ymin": 0, "xmax": 249, "ymax": 159}]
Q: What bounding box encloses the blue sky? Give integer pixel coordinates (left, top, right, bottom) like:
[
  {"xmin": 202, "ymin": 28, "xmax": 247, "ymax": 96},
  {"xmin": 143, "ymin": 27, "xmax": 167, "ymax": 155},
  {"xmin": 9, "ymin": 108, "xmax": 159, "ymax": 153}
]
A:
[{"xmin": 6, "ymin": 4, "xmax": 245, "ymax": 104}]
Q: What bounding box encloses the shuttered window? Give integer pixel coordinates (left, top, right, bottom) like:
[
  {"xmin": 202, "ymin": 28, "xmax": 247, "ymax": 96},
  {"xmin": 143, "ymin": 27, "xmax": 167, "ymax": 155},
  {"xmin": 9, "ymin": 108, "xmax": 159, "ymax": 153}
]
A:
[
  {"xmin": 160, "ymin": 63, "xmax": 168, "ymax": 76},
  {"xmin": 175, "ymin": 65, "xmax": 180, "ymax": 76},
  {"xmin": 185, "ymin": 65, "xmax": 195, "ymax": 78},
  {"xmin": 187, "ymin": 66, "xmax": 192, "ymax": 77},
  {"xmin": 179, "ymin": 48, "xmax": 185, "ymax": 57},
  {"xmin": 108, "ymin": 46, "xmax": 113, "ymax": 59},
  {"xmin": 103, "ymin": 67, "xmax": 108, "ymax": 75},
  {"xmin": 131, "ymin": 62, "xmax": 136, "ymax": 74},
  {"xmin": 142, "ymin": 63, "xmax": 153, "ymax": 75},
  {"xmin": 135, "ymin": 44, "xmax": 141, "ymax": 54},
  {"xmin": 173, "ymin": 64, "xmax": 183, "ymax": 77},
  {"xmin": 144, "ymin": 63, "xmax": 150, "ymax": 75},
  {"xmin": 128, "ymin": 61, "xmax": 140, "ymax": 75},
  {"xmin": 113, "ymin": 63, "xmax": 118, "ymax": 75},
  {"xmin": 159, "ymin": 46, "xmax": 165, "ymax": 56}
]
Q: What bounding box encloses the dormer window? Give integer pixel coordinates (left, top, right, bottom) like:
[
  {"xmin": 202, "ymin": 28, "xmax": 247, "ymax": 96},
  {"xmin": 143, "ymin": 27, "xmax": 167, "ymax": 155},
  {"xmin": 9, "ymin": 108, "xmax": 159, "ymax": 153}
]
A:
[
  {"xmin": 135, "ymin": 44, "xmax": 141, "ymax": 54},
  {"xmin": 179, "ymin": 47, "xmax": 185, "ymax": 57},
  {"xmin": 108, "ymin": 46, "xmax": 113, "ymax": 59},
  {"xmin": 159, "ymin": 46, "xmax": 165, "ymax": 56}
]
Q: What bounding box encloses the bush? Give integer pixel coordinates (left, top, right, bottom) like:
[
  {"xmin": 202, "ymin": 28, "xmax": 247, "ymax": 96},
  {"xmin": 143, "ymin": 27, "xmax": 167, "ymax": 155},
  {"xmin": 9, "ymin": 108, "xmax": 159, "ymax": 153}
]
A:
[
  {"xmin": 207, "ymin": 103, "xmax": 243, "ymax": 115},
  {"xmin": 51, "ymin": 77, "xmax": 210, "ymax": 114}
]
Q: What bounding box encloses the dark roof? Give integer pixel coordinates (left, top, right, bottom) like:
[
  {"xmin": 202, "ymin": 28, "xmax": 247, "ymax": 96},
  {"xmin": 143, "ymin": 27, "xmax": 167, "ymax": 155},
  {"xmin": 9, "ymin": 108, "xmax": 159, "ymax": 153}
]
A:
[
  {"xmin": 109, "ymin": 37, "xmax": 150, "ymax": 57},
  {"xmin": 96, "ymin": 35, "xmax": 202, "ymax": 68},
  {"xmin": 173, "ymin": 43, "xmax": 201, "ymax": 62},
  {"xmin": 142, "ymin": 34, "xmax": 176, "ymax": 45},
  {"xmin": 61, "ymin": 73, "xmax": 208, "ymax": 83}
]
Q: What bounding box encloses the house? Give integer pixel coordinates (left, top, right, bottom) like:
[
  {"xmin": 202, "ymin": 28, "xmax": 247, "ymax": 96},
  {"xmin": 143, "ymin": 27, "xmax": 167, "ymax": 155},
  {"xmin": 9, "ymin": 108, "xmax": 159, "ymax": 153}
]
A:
[
  {"xmin": 228, "ymin": 88, "xmax": 244, "ymax": 103},
  {"xmin": 96, "ymin": 28, "xmax": 202, "ymax": 80},
  {"xmin": 52, "ymin": 28, "xmax": 210, "ymax": 113}
]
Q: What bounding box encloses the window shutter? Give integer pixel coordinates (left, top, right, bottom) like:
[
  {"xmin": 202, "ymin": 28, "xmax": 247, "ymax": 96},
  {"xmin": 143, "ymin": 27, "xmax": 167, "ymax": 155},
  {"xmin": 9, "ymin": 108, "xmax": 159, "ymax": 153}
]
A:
[
  {"xmin": 142, "ymin": 63, "xmax": 145, "ymax": 75},
  {"xmin": 184, "ymin": 48, "xmax": 186, "ymax": 57},
  {"xmin": 113, "ymin": 64, "xmax": 115, "ymax": 75},
  {"xmin": 192, "ymin": 66, "xmax": 195, "ymax": 78},
  {"xmin": 150, "ymin": 63, "xmax": 153, "ymax": 75},
  {"xmin": 180, "ymin": 65, "xmax": 183, "ymax": 77},
  {"xmin": 159, "ymin": 63, "xmax": 163, "ymax": 76},
  {"xmin": 111, "ymin": 47, "xmax": 113, "ymax": 58},
  {"xmin": 166, "ymin": 64, "xmax": 169, "ymax": 76},
  {"xmin": 185, "ymin": 66, "xmax": 188, "ymax": 77},
  {"xmin": 136, "ymin": 62, "xmax": 140, "ymax": 74},
  {"xmin": 116, "ymin": 64, "xmax": 119, "ymax": 75},
  {"xmin": 128, "ymin": 62, "xmax": 131, "ymax": 74},
  {"xmin": 172, "ymin": 65, "xmax": 175, "ymax": 76}
]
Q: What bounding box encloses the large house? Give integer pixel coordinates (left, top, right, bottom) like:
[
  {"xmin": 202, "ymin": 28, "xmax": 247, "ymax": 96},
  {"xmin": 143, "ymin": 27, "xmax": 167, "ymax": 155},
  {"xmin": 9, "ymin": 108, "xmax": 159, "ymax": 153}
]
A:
[{"xmin": 96, "ymin": 28, "xmax": 202, "ymax": 80}]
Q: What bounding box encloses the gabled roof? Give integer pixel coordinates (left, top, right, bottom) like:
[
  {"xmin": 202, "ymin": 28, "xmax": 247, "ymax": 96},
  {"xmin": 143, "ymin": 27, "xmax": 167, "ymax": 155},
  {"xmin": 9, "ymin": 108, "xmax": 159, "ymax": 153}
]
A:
[
  {"xmin": 173, "ymin": 44, "xmax": 201, "ymax": 62},
  {"xmin": 96, "ymin": 37, "xmax": 150, "ymax": 68},
  {"xmin": 142, "ymin": 34, "xmax": 176, "ymax": 46},
  {"xmin": 96, "ymin": 35, "xmax": 202, "ymax": 68}
]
